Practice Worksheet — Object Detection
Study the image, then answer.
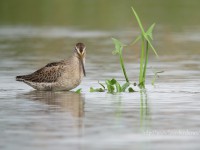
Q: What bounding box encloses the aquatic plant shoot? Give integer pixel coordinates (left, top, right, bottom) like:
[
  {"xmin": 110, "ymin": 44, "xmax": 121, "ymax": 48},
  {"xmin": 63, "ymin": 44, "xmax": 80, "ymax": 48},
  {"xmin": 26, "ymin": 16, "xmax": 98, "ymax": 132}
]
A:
[
  {"xmin": 90, "ymin": 7, "xmax": 159, "ymax": 93},
  {"xmin": 131, "ymin": 7, "xmax": 158, "ymax": 88}
]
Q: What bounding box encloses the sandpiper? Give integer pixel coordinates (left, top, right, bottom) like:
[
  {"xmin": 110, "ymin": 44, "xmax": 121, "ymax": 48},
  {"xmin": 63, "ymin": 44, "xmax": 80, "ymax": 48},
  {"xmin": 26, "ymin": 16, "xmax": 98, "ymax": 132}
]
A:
[{"xmin": 16, "ymin": 43, "xmax": 86, "ymax": 91}]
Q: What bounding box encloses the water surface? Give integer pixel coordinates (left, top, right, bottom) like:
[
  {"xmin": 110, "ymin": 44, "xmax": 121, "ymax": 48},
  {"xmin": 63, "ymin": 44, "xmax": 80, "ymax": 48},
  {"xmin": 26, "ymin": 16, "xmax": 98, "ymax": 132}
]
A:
[{"xmin": 0, "ymin": 1, "xmax": 200, "ymax": 150}]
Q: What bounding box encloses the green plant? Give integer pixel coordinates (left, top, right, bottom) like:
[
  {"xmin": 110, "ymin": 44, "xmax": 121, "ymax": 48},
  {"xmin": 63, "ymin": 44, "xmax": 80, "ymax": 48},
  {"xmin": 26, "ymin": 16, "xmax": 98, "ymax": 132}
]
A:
[
  {"xmin": 90, "ymin": 79, "xmax": 134, "ymax": 94},
  {"xmin": 151, "ymin": 70, "xmax": 164, "ymax": 86},
  {"xmin": 90, "ymin": 7, "xmax": 159, "ymax": 94},
  {"xmin": 112, "ymin": 38, "xmax": 129, "ymax": 83},
  {"xmin": 90, "ymin": 81, "xmax": 105, "ymax": 92},
  {"xmin": 131, "ymin": 7, "xmax": 158, "ymax": 88},
  {"xmin": 90, "ymin": 38, "xmax": 135, "ymax": 94},
  {"xmin": 75, "ymin": 88, "xmax": 82, "ymax": 93}
]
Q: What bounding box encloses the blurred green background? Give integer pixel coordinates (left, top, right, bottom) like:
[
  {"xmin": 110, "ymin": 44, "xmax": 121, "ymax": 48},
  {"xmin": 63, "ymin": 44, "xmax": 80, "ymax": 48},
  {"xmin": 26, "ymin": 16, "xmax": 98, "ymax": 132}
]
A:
[{"xmin": 0, "ymin": 0, "xmax": 200, "ymax": 30}]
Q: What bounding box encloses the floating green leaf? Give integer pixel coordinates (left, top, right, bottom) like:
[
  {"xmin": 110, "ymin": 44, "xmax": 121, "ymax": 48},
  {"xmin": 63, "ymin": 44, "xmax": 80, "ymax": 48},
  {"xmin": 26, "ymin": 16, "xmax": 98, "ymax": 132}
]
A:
[
  {"xmin": 75, "ymin": 88, "xmax": 82, "ymax": 93},
  {"xmin": 128, "ymin": 87, "xmax": 135, "ymax": 93},
  {"xmin": 90, "ymin": 80, "xmax": 135, "ymax": 94},
  {"xmin": 90, "ymin": 87, "xmax": 105, "ymax": 92}
]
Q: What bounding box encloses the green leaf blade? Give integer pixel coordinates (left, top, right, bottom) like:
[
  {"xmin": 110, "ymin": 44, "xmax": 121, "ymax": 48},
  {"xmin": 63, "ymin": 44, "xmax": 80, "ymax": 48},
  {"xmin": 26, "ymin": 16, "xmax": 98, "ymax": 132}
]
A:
[
  {"xmin": 146, "ymin": 23, "xmax": 156, "ymax": 40},
  {"xmin": 115, "ymin": 81, "xmax": 122, "ymax": 92},
  {"xmin": 106, "ymin": 80, "xmax": 115, "ymax": 93},
  {"xmin": 131, "ymin": 7, "xmax": 146, "ymax": 35},
  {"xmin": 98, "ymin": 81, "xmax": 106, "ymax": 90},
  {"xmin": 111, "ymin": 38, "xmax": 125, "ymax": 55},
  {"xmin": 110, "ymin": 78, "xmax": 117, "ymax": 85},
  {"xmin": 121, "ymin": 82, "xmax": 130, "ymax": 92},
  {"xmin": 130, "ymin": 35, "xmax": 141, "ymax": 45}
]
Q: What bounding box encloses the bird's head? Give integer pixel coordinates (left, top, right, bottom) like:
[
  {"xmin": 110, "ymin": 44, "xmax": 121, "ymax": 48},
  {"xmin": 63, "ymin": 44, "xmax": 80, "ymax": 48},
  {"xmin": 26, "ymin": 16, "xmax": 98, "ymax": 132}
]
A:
[
  {"xmin": 75, "ymin": 42, "xmax": 86, "ymax": 57},
  {"xmin": 74, "ymin": 42, "xmax": 86, "ymax": 76}
]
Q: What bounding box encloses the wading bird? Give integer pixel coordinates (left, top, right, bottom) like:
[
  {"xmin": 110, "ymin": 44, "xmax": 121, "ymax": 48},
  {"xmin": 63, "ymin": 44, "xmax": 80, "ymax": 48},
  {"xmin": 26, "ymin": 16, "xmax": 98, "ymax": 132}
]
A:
[{"xmin": 16, "ymin": 43, "xmax": 86, "ymax": 91}]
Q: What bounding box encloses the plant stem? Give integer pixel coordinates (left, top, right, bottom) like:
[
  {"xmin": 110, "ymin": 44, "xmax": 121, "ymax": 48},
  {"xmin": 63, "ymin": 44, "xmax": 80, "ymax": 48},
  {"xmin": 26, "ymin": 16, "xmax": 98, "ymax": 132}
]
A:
[
  {"xmin": 142, "ymin": 41, "xmax": 149, "ymax": 86},
  {"xmin": 119, "ymin": 52, "xmax": 129, "ymax": 83},
  {"xmin": 139, "ymin": 35, "xmax": 145, "ymax": 87}
]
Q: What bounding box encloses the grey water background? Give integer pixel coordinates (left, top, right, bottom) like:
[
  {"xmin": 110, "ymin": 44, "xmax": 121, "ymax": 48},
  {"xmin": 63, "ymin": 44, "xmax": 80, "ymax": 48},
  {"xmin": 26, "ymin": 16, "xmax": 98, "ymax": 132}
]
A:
[{"xmin": 0, "ymin": 0, "xmax": 200, "ymax": 150}]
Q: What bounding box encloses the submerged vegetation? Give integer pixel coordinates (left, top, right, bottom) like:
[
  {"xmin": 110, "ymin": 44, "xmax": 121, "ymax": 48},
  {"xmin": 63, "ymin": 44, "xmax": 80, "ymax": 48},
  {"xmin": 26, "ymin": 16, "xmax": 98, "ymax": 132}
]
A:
[
  {"xmin": 90, "ymin": 7, "xmax": 160, "ymax": 93},
  {"xmin": 151, "ymin": 69, "xmax": 164, "ymax": 86},
  {"xmin": 90, "ymin": 79, "xmax": 135, "ymax": 93}
]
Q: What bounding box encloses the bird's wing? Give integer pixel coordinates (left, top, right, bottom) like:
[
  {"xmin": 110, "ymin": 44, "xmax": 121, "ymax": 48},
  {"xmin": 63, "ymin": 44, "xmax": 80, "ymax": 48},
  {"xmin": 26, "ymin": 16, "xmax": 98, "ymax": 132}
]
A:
[{"xmin": 20, "ymin": 61, "xmax": 65, "ymax": 83}]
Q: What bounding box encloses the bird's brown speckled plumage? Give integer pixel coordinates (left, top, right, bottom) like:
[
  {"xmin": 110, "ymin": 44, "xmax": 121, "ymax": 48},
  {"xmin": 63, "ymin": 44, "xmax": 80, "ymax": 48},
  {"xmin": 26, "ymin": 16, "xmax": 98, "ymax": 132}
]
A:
[{"xmin": 16, "ymin": 43, "xmax": 86, "ymax": 91}]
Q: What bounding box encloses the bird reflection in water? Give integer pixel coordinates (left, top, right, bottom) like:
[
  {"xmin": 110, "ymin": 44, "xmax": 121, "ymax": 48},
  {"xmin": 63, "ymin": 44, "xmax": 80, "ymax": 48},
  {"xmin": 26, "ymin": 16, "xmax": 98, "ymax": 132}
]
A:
[{"xmin": 22, "ymin": 91, "xmax": 84, "ymax": 118}]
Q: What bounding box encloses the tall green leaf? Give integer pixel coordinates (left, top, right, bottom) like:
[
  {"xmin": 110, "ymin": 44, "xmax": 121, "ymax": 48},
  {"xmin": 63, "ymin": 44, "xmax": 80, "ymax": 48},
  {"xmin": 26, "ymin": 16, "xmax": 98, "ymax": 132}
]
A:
[
  {"xmin": 131, "ymin": 7, "xmax": 145, "ymax": 35},
  {"xmin": 131, "ymin": 7, "xmax": 158, "ymax": 57},
  {"xmin": 130, "ymin": 35, "xmax": 141, "ymax": 46}
]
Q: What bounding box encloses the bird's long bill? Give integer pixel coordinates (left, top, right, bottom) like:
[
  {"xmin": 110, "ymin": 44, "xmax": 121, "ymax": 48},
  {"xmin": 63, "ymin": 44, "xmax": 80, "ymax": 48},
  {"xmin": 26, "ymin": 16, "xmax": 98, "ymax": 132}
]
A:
[{"xmin": 80, "ymin": 58, "xmax": 86, "ymax": 76}]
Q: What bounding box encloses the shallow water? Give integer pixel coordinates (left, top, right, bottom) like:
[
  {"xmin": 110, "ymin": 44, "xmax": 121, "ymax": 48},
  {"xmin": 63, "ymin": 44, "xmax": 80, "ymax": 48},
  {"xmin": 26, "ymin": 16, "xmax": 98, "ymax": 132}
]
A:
[
  {"xmin": 0, "ymin": 25, "xmax": 200, "ymax": 150},
  {"xmin": 1, "ymin": 1, "xmax": 200, "ymax": 150}
]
